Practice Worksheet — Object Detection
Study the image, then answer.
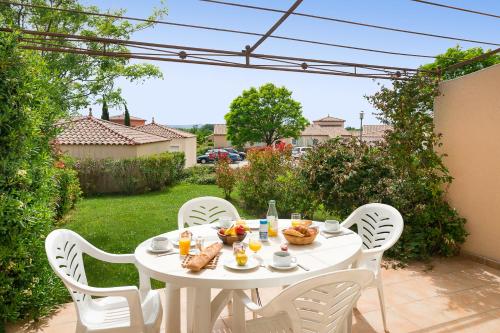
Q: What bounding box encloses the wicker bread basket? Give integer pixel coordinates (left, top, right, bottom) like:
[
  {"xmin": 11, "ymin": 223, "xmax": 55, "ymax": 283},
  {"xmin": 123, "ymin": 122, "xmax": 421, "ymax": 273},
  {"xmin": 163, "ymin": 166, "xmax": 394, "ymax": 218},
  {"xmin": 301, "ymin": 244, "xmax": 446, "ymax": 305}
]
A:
[{"xmin": 282, "ymin": 227, "xmax": 318, "ymax": 245}]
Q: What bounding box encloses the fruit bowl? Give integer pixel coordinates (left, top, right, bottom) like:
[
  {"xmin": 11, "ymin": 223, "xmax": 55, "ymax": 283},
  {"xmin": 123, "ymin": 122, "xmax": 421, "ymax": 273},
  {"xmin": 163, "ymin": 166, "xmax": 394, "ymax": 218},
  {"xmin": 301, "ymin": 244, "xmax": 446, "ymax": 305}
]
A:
[
  {"xmin": 282, "ymin": 227, "xmax": 318, "ymax": 245},
  {"xmin": 217, "ymin": 232, "xmax": 247, "ymax": 245}
]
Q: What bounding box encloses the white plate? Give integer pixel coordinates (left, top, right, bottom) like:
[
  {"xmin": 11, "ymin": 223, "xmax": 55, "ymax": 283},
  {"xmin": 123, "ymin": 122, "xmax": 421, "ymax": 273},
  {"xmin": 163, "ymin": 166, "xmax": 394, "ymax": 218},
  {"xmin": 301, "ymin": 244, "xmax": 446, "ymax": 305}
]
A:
[
  {"xmin": 148, "ymin": 243, "xmax": 174, "ymax": 253},
  {"xmin": 224, "ymin": 257, "xmax": 259, "ymax": 271},
  {"xmin": 268, "ymin": 262, "xmax": 298, "ymax": 270}
]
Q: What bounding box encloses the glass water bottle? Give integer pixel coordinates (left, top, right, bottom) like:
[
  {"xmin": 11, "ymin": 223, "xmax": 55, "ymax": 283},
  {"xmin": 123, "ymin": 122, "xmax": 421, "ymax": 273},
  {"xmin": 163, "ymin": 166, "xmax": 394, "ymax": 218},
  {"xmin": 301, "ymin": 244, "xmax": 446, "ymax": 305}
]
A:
[{"xmin": 267, "ymin": 200, "xmax": 279, "ymax": 237}]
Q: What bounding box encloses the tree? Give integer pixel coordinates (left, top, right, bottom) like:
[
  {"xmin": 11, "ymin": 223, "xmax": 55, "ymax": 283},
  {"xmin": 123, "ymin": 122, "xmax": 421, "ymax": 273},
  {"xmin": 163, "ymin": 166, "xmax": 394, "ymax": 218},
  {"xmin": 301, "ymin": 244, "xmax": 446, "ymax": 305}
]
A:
[
  {"xmin": 124, "ymin": 104, "xmax": 131, "ymax": 126},
  {"xmin": 225, "ymin": 83, "xmax": 308, "ymax": 146},
  {"xmin": 101, "ymin": 98, "xmax": 109, "ymax": 120},
  {"xmin": 421, "ymin": 46, "xmax": 500, "ymax": 80},
  {"xmin": 0, "ymin": 0, "xmax": 166, "ymax": 111}
]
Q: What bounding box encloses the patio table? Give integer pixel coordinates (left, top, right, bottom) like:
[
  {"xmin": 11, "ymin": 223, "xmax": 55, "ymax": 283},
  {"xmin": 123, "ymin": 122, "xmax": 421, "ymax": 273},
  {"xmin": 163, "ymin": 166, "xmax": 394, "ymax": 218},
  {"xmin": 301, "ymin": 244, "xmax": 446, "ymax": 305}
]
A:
[{"xmin": 134, "ymin": 220, "xmax": 362, "ymax": 333}]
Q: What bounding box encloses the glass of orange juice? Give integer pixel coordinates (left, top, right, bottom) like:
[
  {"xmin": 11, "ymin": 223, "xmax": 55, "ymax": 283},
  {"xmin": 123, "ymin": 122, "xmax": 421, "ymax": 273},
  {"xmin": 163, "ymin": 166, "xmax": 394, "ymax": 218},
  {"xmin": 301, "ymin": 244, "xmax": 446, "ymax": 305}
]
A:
[
  {"xmin": 178, "ymin": 231, "xmax": 192, "ymax": 256},
  {"xmin": 248, "ymin": 235, "xmax": 262, "ymax": 254},
  {"xmin": 291, "ymin": 213, "xmax": 302, "ymax": 227}
]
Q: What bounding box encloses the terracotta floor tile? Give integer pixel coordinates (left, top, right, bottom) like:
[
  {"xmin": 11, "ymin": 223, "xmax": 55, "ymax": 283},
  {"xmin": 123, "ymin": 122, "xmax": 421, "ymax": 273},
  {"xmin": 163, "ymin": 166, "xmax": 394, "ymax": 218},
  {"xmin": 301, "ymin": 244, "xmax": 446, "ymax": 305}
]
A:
[
  {"xmin": 410, "ymin": 309, "xmax": 500, "ymax": 333},
  {"xmin": 353, "ymin": 308, "xmax": 420, "ymax": 333}
]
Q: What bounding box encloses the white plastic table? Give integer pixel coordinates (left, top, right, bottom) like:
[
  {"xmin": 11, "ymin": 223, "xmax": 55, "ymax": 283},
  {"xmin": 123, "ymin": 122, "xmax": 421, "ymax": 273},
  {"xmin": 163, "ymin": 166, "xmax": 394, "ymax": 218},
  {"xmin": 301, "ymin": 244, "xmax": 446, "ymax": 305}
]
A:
[{"xmin": 134, "ymin": 220, "xmax": 362, "ymax": 333}]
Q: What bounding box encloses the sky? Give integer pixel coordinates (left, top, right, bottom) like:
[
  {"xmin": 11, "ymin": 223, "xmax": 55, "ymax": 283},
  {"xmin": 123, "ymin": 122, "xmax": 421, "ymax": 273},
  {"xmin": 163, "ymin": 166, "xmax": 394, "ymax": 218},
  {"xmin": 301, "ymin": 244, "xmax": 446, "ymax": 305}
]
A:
[{"xmin": 82, "ymin": 0, "xmax": 500, "ymax": 127}]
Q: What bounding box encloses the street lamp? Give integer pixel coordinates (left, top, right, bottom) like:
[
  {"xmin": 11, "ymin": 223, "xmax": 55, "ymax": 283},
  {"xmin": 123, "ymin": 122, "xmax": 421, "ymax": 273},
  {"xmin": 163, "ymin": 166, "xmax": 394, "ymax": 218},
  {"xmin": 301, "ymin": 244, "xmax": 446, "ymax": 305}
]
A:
[{"xmin": 359, "ymin": 111, "xmax": 364, "ymax": 141}]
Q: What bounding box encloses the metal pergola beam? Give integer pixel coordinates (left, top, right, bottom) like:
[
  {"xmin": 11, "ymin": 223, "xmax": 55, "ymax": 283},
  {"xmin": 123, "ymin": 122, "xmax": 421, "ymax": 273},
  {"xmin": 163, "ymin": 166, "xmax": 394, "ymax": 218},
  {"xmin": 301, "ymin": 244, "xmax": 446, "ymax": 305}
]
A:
[
  {"xmin": 2, "ymin": 28, "xmax": 430, "ymax": 80},
  {"xmin": 248, "ymin": 0, "xmax": 303, "ymax": 54}
]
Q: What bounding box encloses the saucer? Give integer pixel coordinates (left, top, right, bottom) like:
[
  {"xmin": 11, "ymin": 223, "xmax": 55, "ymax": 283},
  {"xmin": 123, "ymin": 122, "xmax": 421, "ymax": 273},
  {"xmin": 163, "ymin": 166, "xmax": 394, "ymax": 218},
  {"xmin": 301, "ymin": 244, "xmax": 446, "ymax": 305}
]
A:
[
  {"xmin": 268, "ymin": 262, "xmax": 298, "ymax": 270},
  {"xmin": 148, "ymin": 243, "xmax": 174, "ymax": 253},
  {"xmin": 321, "ymin": 227, "xmax": 343, "ymax": 234}
]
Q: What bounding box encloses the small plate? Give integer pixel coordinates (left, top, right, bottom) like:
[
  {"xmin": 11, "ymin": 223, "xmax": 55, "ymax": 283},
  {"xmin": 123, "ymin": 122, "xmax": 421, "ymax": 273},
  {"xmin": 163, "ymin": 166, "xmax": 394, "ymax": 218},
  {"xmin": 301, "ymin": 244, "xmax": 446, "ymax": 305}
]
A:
[
  {"xmin": 223, "ymin": 258, "xmax": 259, "ymax": 271},
  {"xmin": 148, "ymin": 243, "xmax": 174, "ymax": 253},
  {"xmin": 321, "ymin": 227, "xmax": 343, "ymax": 234},
  {"xmin": 268, "ymin": 262, "xmax": 298, "ymax": 270}
]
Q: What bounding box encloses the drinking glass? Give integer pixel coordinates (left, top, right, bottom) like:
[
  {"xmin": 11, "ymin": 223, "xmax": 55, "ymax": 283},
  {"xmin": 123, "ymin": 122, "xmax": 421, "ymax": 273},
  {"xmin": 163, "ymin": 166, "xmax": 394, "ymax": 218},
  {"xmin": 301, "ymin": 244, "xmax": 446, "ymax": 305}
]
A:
[
  {"xmin": 232, "ymin": 241, "xmax": 246, "ymax": 255},
  {"xmin": 195, "ymin": 236, "xmax": 204, "ymax": 254},
  {"xmin": 291, "ymin": 213, "xmax": 302, "ymax": 227},
  {"xmin": 179, "ymin": 231, "xmax": 192, "ymax": 256},
  {"xmin": 248, "ymin": 235, "xmax": 262, "ymax": 254}
]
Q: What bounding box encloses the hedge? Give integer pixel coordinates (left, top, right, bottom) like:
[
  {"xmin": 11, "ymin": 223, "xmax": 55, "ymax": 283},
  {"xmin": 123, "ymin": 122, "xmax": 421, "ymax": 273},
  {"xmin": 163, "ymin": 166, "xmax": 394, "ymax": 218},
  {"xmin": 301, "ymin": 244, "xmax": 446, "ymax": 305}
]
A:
[{"xmin": 75, "ymin": 152, "xmax": 185, "ymax": 196}]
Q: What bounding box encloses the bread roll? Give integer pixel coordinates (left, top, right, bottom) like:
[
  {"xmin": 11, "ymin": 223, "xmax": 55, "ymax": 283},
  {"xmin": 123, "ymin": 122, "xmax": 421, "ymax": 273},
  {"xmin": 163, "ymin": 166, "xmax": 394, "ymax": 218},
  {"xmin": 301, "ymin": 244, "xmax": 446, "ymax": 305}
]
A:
[{"xmin": 186, "ymin": 242, "xmax": 223, "ymax": 272}]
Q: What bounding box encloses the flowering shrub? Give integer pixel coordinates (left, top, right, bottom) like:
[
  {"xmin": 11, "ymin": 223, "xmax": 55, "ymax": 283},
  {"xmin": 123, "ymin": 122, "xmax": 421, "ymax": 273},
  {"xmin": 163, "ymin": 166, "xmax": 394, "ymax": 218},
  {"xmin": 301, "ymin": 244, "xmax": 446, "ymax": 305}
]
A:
[
  {"xmin": 215, "ymin": 157, "xmax": 236, "ymax": 199},
  {"xmin": 235, "ymin": 146, "xmax": 317, "ymax": 217}
]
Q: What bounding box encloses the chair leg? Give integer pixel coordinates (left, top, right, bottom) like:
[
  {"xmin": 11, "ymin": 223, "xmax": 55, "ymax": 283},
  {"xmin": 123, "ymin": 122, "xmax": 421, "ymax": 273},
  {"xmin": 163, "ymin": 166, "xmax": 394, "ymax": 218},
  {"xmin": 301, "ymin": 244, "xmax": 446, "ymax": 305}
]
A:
[
  {"xmin": 251, "ymin": 289, "xmax": 258, "ymax": 319},
  {"xmin": 377, "ymin": 280, "xmax": 388, "ymax": 332}
]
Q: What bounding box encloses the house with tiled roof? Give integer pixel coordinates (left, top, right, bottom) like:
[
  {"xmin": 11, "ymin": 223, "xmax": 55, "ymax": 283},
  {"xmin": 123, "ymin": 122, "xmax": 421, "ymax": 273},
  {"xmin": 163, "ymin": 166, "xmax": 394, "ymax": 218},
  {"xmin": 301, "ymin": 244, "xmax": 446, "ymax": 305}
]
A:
[
  {"xmin": 55, "ymin": 115, "xmax": 172, "ymax": 160},
  {"xmin": 136, "ymin": 119, "xmax": 197, "ymax": 167},
  {"xmin": 109, "ymin": 113, "xmax": 146, "ymax": 127}
]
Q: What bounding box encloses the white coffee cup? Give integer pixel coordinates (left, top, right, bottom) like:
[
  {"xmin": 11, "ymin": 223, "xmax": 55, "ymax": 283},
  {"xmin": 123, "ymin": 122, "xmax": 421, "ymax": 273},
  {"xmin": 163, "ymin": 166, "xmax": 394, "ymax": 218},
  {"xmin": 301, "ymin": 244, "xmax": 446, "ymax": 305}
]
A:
[
  {"xmin": 325, "ymin": 220, "xmax": 340, "ymax": 232},
  {"xmin": 273, "ymin": 251, "xmax": 297, "ymax": 267},
  {"xmin": 219, "ymin": 216, "xmax": 233, "ymax": 229},
  {"xmin": 151, "ymin": 236, "xmax": 170, "ymax": 250}
]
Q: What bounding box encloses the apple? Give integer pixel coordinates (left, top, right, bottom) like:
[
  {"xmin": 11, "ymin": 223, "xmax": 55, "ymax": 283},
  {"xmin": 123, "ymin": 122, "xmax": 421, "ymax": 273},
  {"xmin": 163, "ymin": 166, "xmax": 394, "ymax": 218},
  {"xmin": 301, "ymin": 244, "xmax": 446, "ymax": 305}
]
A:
[{"xmin": 235, "ymin": 225, "xmax": 246, "ymax": 235}]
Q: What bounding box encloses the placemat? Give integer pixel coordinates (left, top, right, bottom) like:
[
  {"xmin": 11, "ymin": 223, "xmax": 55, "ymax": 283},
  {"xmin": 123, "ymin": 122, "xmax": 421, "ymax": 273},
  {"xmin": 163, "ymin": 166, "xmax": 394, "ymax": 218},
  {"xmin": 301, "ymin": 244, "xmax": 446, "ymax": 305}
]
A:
[{"xmin": 181, "ymin": 253, "xmax": 221, "ymax": 270}]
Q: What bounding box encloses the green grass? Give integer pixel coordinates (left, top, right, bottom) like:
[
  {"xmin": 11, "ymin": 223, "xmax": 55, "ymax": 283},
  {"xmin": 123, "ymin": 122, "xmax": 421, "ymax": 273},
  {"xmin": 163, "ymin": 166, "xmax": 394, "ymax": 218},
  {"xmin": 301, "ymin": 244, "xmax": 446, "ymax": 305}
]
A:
[{"xmin": 61, "ymin": 184, "xmax": 258, "ymax": 288}]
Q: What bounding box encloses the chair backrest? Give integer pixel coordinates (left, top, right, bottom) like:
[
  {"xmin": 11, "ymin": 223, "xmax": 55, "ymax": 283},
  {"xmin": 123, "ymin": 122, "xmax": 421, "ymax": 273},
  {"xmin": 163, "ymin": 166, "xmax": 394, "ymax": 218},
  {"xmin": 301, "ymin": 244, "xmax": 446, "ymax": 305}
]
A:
[
  {"xmin": 344, "ymin": 203, "xmax": 404, "ymax": 251},
  {"xmin": 45, "ymin": 229, "xmax": 91, "ymax": 312},
  {"xmin": 265, "ymin": 269, "xmax": 373, "ymax": 333},
  {"xmin": 177, "ymin": 196, "xmax": 240, "ymax": 229}
]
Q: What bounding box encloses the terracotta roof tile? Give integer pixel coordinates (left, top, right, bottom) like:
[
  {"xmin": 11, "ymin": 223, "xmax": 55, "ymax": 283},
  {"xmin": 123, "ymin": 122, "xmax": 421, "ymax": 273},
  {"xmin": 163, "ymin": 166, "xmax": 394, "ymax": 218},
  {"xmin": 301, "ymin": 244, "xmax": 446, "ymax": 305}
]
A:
[
  {"xmin": 136, "ymin": 123, "xmax": 196, "ymax": 139},
  {"xmin": 301, "ymin": 125, "xmax": 351, "ymax": 137},
  {"xmin": 55, "ymin": 116, "xmax": 169, "ymax": 145},
  {"xmin": 314, "ymin": 115, "xmax": 345, "ymax": 122},
  {"xmin": 109, "ymin": 113, "xmax": 146, "ymax": 121}
]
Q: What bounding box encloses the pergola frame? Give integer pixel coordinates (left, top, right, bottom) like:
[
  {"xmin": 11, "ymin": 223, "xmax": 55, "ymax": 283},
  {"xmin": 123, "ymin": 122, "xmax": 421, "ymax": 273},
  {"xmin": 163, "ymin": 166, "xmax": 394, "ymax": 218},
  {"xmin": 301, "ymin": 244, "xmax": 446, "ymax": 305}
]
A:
[{"xmin": 1, "ymin": 0, "xmax": 499, "ymax": 80}]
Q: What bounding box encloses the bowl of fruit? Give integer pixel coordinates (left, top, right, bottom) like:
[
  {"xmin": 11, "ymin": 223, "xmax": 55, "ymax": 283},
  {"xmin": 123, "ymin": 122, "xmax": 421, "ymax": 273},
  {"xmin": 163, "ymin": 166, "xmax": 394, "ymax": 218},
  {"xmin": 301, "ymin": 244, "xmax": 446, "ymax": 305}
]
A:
[
  {"xmin": 282, "ymin": 222, "xmax": 318, "ymax": 245},
  {"xmin": 217, "ymin": 222, "xmax": 249, "ymax": 245}
]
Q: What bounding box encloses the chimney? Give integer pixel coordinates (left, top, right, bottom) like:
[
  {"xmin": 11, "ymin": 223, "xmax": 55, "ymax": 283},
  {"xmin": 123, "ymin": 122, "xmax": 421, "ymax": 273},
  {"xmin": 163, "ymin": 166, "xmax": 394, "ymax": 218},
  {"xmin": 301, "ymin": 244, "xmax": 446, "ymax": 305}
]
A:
[
  {"xmin": 88, "ymin": 107, "xmax": 93, "ymax": 117},
  {"xmin": 152, "ymin": 117, "xmax": 155, "ymax": 124}
]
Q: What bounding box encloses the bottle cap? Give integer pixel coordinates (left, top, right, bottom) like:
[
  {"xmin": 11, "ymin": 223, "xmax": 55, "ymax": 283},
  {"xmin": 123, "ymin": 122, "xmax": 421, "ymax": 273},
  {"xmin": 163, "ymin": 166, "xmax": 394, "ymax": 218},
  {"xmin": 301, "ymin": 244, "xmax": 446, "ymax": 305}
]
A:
[{"xmin": 260, "ymin": 219, "xmax": 267, "ymax": 224}]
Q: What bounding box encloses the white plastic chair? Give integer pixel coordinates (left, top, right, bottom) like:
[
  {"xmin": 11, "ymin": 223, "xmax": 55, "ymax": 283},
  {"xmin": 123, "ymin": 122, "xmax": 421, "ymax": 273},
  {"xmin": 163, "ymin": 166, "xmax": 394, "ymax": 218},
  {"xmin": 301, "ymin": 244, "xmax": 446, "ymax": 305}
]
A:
[
  {"xmin": 177, "ymin": 196, "xmax": 240, "ymax": 229},
  {"xmin": 45, "ymin": 229, "xmax": 162, "ymax": 333},
  {"xmin": 341, "ymin": 203, "xmax": 404, "ymax": 332},
  {"xmin": 233, "ymin": 269, "xmax": 373, "ymax": 333}
]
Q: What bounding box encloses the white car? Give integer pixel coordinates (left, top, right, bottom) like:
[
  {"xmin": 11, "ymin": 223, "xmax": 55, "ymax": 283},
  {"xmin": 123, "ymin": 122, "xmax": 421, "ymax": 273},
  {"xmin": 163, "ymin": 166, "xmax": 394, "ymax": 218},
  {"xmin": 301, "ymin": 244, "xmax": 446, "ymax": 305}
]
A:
[{"xmin": 292, "ymin": 146, "xmax": 312, "ymax": 158}]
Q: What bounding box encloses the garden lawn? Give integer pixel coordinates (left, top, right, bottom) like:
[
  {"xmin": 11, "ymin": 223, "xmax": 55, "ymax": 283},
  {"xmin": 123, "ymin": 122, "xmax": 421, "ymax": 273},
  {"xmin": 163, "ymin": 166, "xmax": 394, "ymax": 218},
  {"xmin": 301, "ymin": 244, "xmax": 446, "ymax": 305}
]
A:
[{"xmin": 62, "ymin": 183, "xmax": 258, "ymax": 288}]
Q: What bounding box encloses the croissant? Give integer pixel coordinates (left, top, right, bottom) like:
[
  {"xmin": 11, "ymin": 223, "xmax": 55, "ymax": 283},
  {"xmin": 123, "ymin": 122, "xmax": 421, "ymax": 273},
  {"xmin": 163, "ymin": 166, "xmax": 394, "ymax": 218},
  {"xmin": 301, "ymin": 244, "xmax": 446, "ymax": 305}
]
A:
[
  {"xmin": 284, "ymin": 228, "xmax": 304, "ymax": 237},
  {"xmin": 186, "ymin": 242, "xmax": 223, "ymax": 272}
]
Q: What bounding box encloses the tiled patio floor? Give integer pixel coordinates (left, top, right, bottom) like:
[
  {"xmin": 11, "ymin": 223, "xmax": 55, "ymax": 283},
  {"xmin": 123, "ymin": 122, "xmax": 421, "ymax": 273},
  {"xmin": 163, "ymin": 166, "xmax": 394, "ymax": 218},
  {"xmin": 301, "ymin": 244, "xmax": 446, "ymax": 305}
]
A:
[{"xmin": 7, "ymin": 256, "xmax": 499, "ymax": 333}]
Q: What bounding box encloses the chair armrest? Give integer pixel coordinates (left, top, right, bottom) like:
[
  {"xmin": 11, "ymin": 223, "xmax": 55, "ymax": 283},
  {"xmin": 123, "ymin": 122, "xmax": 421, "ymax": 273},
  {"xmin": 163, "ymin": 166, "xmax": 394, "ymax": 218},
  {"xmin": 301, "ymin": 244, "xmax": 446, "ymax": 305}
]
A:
[
  {"xmin": 234, "ymin": 290, "xmax": 264, "ymax": 313},
  {"xmin": 88, "ymin": 248, "xmax": 135, "ymax": 264},
  {"xmin": 66, "ymin": 279, "xmax": 144, "ymax": 327}
]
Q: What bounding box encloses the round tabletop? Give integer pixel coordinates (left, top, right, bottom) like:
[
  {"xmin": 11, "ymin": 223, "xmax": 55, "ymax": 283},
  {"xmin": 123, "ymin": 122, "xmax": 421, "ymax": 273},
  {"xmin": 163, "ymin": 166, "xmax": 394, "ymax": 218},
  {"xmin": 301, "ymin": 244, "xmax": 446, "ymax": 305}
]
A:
[{"xmin": 134, "ymin": 220, "xmax": 362, "ymax": 289}]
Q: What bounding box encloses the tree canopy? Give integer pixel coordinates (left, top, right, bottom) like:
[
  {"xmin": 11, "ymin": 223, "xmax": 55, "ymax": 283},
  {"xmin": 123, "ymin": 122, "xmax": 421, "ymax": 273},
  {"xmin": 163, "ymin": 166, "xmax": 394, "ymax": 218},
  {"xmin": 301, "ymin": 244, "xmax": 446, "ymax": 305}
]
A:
[
  {"xmin": 225, "ymin": 83, "xmax": 308, "ymax": 147},
  {"xmin": 0, "ymin": 0, "xmax": 167, "ymax": 111},
  {"xmin": 421, "ymin": 46, "xmax": 500, "ymax": 80}
]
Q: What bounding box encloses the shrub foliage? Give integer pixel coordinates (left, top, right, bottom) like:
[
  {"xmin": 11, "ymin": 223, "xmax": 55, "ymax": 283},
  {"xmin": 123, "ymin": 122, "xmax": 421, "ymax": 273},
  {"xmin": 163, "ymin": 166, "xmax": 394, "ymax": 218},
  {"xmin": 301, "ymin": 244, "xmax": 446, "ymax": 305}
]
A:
[
  {"xmin": 75, "ymin": 152, "xmax": 185, "ymax": 196},
  {"xmin": 215, "ymin": 158, "xmax": 236, "ymax": 199},
  {"xmin": 234, "ymin": 146, "xmax": 317, "ymax": 217},
  {"xmin": 302, "ymin": 75, "xmax": 467, "ymax": 260},
  {"xmin": 0, "ymin": 35, "xmax": 69, "ymax": 325},
  {"xmin": 182, "ymin": 165, "xmax": 216, "ymax": 185}
]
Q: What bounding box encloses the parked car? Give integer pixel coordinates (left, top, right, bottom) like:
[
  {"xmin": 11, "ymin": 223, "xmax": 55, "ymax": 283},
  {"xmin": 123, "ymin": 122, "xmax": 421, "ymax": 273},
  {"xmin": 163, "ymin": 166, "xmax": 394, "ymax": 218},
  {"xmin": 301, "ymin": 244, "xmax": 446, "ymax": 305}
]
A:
[
  {"xmin": 197, "ymin": 154, "xmax": 211, "ymax": 164},
  {"xmin": 209, "ymin": 149, "xmax": 241, "ymax": 163},
  {"xmin": 224, "ymin": 148, "xmax": 246, "ymax": 160},
  {"xmin": 292, "ymin": 146, "xmax": 312, "ymax": 159}
]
